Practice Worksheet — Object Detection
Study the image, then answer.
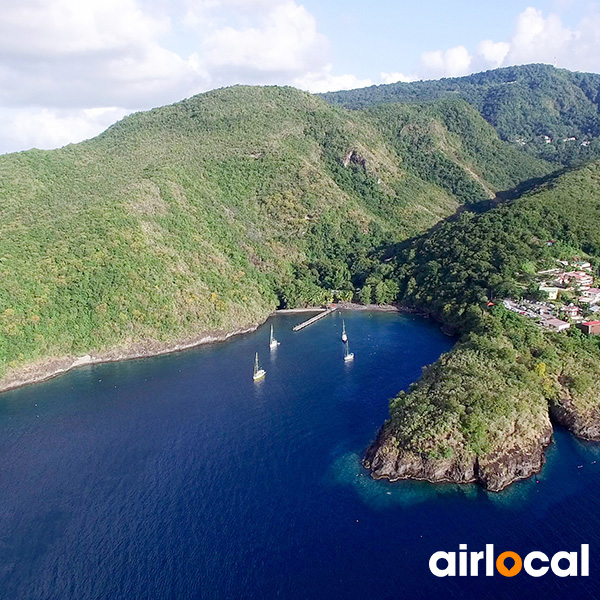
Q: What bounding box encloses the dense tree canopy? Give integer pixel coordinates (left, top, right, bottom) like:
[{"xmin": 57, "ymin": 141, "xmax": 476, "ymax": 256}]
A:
[{"xmin": 323, "ymin": 64, "xmax": 600, "ymax": 166}]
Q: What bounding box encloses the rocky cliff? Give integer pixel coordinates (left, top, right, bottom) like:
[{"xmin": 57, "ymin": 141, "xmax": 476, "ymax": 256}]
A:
[
  {"xmin": 550, "ymin": 394, "xmax": 600, "ymax": 441},
  {"xmin": 364, "ymin": 414, "xmax": 553, "ymax": 492}
]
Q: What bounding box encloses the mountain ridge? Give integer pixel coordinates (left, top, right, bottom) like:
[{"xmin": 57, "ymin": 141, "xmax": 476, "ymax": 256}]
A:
[
  {"xmin": 1, "ymin": 83, "xmax": 548, "ymax": 384},
  {"xmin": 363, "ymin": 159, "xmax": 600, "ymax": 490},
  {"xmin": 2, "ymin": 72, "xmax": 600, "ymax": 492},
  {"xmin": 322, "ymin": 63, "xmax": 600, "ymax": 165}
]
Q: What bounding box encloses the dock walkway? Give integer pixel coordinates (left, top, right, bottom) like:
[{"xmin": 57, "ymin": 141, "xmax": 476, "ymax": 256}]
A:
[{"xmin": 292, "ymin": 306, "xmax": 337, "ymax": 331}]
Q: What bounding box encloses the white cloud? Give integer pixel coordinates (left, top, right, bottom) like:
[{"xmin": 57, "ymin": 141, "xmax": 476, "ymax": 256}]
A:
[
  {"xmin": 420, "ymin": 45, "xmax": 472, "ymax": 78},
  {"xmin": 183, "ymin": 0, "xmax": 283, "ymax": 27},
  {"xmin": 202, "ymin": 1, "xmax": 328, "ymax": 76},
  {"xmin": 3, "ymin": 2, "xmax": 600, "ymax": 154},
  {"xmin": 422, "ymin": 6, "xmax": 600, "ymax": 77},
  {"xmin": 380, "ymin": 72, "xmax": 415, "ymax": 84},
  {"xmin": 0, "ymin": 107, "xmax": 129, "ymax": 154},
  {"xmin": 477, "ymin": 40, "xmax": 510, "ymax": 69},
  {"xmin": 506, "ymin": 6, "xmax": 575, "ymax": 64},
  {"xmin": 0, "ymin": 0, "xmax": 168, "ymax": 56},
  {"xmin": 294, "ymin": 65, "xmax": 373, "ymax": 93},
  {"xmin": 0, "ymin": 0, "xmax": 380, "ymax": 153},
  {"xmin": 0, "ymin": 0, "xmax": 196, "ymax": 111}
]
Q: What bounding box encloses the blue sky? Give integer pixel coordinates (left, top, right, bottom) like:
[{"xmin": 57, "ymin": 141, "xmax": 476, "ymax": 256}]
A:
[
  {"xmin": 306, "ymin": 0, "xmax": 589, "ymax": 78},
  {"xmin": 308, "ymin": 0, "xmax": 524, "ymax": 77},
  {"xmin": 0, "ymin": 0, "xmax": 599, "ymax": 154}
]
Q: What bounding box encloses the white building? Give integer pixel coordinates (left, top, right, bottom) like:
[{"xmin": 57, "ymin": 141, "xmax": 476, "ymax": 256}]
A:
[
  {"xmin": 580, "ymin": 288, "xmax": 600, "ymax": 305},
  {"xmin": 560, "ymin": 303, "xmax": 581, "ymax": 319},
  {"xmin": 554, "ymin": 271, "xmax": 594, "ymax": 290},
  {"xmin": 542, "ymin": 317, "xmax": 571, "ymax": 332},
  {"xmin": 539, "ymin": 285, "xmax": 559, "ymax": 300}
]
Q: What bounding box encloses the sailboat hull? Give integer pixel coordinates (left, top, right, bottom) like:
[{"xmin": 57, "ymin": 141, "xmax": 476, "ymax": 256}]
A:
[{"xmin": 253, "ymin": 369, "xmax": 266, "ymax": 381}]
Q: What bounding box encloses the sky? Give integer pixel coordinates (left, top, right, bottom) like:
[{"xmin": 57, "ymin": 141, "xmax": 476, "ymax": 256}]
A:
[{"xmin": 0, "ymin": 0, "xmax": 599, "ymax": 154}]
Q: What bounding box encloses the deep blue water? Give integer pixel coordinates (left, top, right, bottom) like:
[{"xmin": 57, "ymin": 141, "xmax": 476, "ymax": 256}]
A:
[{"xmin": 0, "ymin": 311, "xmax": 599, "ymax": 598}]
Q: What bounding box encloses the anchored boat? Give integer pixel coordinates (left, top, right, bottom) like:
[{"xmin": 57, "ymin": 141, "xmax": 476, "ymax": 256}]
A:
[
  {"xmin": 341, "ymin": 319, "xmax": 348, "ymax": 343},
  {"xmin": 253, "ymin": 352, "xmax": 266, "ymax": 381},
  {"xmin": 269, "ymin": 324, "xmax": 280, "ymax": 349},
  {"xmin": 344, "ymin": 340, "xmax": 354, "ymax": 362}
]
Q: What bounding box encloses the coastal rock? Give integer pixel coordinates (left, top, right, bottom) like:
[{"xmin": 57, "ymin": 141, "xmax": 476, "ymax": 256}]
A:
[
  {"xmin": 476, "ymin": 422, "xmax": 552, "ymax": 491},
  {"xmin": 363, "ymin": 422, "xmax": 477, "ymax": 485},
  {"xmin": 550, "ymin": 395, "xmax": 600, "ymax": 441},
  {"xmin": 363, "ymin": 416, "xmax": 553, "ymax": 492}
]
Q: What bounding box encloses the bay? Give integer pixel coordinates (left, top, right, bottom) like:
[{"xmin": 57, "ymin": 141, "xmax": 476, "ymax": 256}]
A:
[{"xmin": 0, "ymin": 311, "xmax": 598, "ymax": 598}]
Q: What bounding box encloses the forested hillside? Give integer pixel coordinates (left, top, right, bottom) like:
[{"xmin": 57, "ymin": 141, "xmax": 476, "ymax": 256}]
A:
[
  {"xmin": 323, "ymin": 64, "xmax": 600, "ymax": 165},
  {"xmin": 365, "ymin": 98, "xmax": 552, "ymax": 204},
  {"xmin": 390, "ymin": 161, "xmax": 600, "ymax": 326},
  {"xmin": 1, "ymin": 70, "xmax": 600, "ymax": 491},
  {"xmin": 0, "ymin": 84, "xmax": 547, "ymax": 384},
  {"xmin": 364, "ymin": 161, "xmax": 600, "ymax": 490}
]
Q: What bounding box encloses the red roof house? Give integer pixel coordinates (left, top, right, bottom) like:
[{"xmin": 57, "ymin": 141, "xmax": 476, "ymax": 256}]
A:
[{"xmin": 578, "ymin": 321, "xmax": 600, "ymax": 336}]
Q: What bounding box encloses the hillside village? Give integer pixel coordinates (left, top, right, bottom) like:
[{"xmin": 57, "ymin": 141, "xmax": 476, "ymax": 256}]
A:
[{"xmin": 503, "ymin": 258, "xmax": 600, "ymax": 335}]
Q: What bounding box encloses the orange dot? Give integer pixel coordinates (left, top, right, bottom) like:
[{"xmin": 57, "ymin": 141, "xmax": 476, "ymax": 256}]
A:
[{"xmin": 496, "ymin": 551, "xmax": 523, "ymax": 577}]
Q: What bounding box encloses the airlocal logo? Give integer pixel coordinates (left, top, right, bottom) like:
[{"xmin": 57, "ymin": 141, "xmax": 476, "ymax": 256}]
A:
[{"xmin": 429, "ymin": 544, "xmax": 589, "ymax": 577}]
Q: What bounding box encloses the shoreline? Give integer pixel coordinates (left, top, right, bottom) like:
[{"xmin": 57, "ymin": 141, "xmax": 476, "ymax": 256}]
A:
[
  {"xmin": 335, "ymin": 301, "xmax": 422, "ymax": 314},
  {"xmin": 0, "ymin": 302, "xmax": 424, "ymax": 396},
  {"xmin": 0, "ymin": 322, "xmax": 263, "ymax": 396},
  {"xmin": 275, "ymin": 307, "xmax": 327, "ymax": 314}
]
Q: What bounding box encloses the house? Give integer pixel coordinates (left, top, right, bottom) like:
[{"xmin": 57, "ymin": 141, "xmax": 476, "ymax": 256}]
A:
[
  {"xmin": 554, "ymin": 271, "xmax": 594, "ymax": 290},
  {"xmin": 542, "ymin": 317, "xmax": 571, "ymax": 332},
  {"xmin": 560, "ymin": 303, "xmax": 581, "ymax": 319},
  {"xmin": 573, "ymin": 261, "xmax": 592, "ymax": 271},
  {"xmin": 580, "ymin": 287, "xmax": 600, "ymax": 305},
  {"xmin": 577, "ymin": 321, "xmax": 600, "ymax": 336},
  {"xmin": 539, "ymin": 285, "xmax": 559, "ymax": 300}
]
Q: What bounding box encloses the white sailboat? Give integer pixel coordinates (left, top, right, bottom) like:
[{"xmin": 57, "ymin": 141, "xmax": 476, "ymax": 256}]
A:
[
  {"xmin": 253, "ymin": 352, "xmax": 266, "ymax": 381},
  {"xmin": 269, "ymin": 324, "xmax": 280, "ymax": 349},
  {"xmin": 341, "ymin": 319, "xmax": 348, "ymax": 343},
  {"xmin": 344, "ymin": 340, "xmax": 354, "ymax": 362}
]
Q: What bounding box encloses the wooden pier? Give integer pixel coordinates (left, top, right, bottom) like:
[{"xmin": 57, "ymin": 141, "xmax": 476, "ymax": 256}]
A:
[{"xmin": 292, "ymin": 306, "xmax": 337, "ymax": 331}]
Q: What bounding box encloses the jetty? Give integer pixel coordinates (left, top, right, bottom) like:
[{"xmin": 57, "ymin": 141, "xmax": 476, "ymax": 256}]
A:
[{"xmin": 292, "ymin": 306, "xmax": 337, "ymax": 331}]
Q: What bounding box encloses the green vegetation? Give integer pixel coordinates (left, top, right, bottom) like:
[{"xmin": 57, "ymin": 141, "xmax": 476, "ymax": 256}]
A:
[
  {"xmin": 2, "ymin": 72, "xmax": 600, "ymax": 482},
  {"xmin": 389, "ymin": 306, "xmax": 600, "ymax": 459},
  {"xmin": 391, "ymin": 161, "xmax": 600, "ymax": 328},
  {"xmin": 365, "ymin": 98, "xmax": 553, "ymax": 204},
  {"xmin": 390, "ymin": 317, "xmax": 550, "ymax": 457},
  {"xmin": 0, "ymin": 84, "xmax": 547, "ymax": 382},
  {"xmin": 323, "ymin": 63, "xmax": 600, "ymax": 166},
  {"xmin": 372, "ymin": 161, "xmax": 600, "ymax": 460}
]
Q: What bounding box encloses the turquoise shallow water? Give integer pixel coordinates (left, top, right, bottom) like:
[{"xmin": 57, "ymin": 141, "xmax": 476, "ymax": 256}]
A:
[{"xmin": 0, "ymin": 310, "xmax": 598, "ymax": 598}]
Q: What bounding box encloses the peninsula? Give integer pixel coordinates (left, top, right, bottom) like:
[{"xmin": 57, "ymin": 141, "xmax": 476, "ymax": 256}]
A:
[{"xmin": 2, "ymin": 64, "xmax": 600, "ymax": 490}]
